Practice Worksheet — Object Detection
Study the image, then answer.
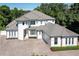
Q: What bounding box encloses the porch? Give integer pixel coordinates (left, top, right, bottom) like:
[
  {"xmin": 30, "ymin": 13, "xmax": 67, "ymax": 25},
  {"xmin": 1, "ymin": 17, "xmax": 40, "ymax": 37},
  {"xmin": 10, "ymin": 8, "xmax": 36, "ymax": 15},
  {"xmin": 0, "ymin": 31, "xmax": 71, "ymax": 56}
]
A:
[{"xmin": 24, "ymin": 29, "xmax": 42, "ymax": 40}]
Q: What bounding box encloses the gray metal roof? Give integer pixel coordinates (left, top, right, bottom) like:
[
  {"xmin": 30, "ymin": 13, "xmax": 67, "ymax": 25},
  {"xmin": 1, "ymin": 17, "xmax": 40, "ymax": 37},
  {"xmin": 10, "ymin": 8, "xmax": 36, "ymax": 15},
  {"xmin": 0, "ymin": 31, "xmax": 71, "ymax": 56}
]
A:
[
  {"xmin": 16, "ymin": 10, "xmax": 55, "ymax": 21},
  {"xmin": 31, "ymin": 23, "xmax": 79, "ymax": 37}
]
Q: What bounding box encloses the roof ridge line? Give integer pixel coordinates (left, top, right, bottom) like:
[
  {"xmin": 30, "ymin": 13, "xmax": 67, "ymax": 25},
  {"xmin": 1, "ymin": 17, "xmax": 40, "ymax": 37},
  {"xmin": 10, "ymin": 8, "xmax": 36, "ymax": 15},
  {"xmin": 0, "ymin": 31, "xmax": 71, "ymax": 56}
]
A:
[
  {"xmin": 23, "ymin": 16, "xmax": 30, "ymax": 19},
  {"xmin": 32, "ymin": 11, "xmax": 43, "ymax": 19}
]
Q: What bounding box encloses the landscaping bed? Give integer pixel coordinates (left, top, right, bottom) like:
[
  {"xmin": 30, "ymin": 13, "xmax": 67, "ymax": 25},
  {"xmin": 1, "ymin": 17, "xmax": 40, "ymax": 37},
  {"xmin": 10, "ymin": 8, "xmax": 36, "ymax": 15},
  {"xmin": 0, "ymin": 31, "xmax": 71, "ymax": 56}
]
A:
[{"xmin": 50, "ymin": 46, "xmax": 79, "ymax": 51}]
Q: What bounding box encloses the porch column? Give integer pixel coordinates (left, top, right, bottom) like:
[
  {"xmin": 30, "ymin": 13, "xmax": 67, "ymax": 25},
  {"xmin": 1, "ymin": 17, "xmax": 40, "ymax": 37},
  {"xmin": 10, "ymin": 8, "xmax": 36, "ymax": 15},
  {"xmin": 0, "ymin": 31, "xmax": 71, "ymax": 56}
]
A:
[
  {"xmin": 37, "ymin": 31, "xmax": 42, "ymax": 39},
  {"xmin": 18, "ymin": 29, "xmax": 24, "ymax": 40},
  {"xmin": 25, "ymin": 30, "xmax": 29, "ymax": 39}
]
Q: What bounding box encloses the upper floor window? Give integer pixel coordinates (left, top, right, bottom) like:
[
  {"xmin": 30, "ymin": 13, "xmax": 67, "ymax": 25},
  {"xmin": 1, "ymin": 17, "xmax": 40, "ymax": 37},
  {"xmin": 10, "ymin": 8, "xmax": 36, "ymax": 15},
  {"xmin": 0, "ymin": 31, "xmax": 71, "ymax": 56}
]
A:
[
  {"xmin": 26, "ymin": 21, "xmax": 27, "ymax": 25},
  {"xmin": 23, "ymin": 22, "xmax": 24, "ymax": 25},
  {"xmin": 30, "ymin": 21, "xmax": 35, "ymax": 25},
  {"xmin": 52, "ymin": 19, "xmax": 55, "ymax": 22},
  {"xmin": 14, "ymin": 31, "xmax": 16, "ymax": 37},
  {"xmin": 41, "ymin": 21, "xmax": 42, "ymax": 24},
  {"xmin": 54, "ymin": 37, "xmax": 58, "ymax": 44}
]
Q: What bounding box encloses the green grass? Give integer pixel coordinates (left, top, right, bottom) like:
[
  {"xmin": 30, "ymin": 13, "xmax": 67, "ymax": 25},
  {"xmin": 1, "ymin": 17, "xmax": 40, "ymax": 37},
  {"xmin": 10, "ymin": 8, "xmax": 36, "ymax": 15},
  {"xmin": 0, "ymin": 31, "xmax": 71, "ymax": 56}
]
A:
[{"xmin": 50, "ymin": 46, "xmax": 79, "ymax": 51}]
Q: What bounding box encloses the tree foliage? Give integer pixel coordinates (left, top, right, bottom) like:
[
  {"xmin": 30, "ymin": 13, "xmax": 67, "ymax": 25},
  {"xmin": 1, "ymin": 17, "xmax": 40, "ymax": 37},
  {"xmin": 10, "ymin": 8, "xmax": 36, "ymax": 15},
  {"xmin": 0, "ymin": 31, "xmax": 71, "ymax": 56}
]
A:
[
  {"xmin": 0, "ymin": 5, "xmax": 25, "ymax": 30},
  {"xmin": 35, "ymin": 3, "xmax": 79, "ymax": 34}
]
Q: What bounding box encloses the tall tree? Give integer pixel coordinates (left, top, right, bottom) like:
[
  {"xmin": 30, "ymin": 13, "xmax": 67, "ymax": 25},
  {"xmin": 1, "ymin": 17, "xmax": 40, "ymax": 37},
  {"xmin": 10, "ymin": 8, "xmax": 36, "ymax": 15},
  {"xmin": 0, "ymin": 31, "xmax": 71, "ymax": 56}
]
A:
[
  {"xmin": 67, "ymin": 3, "xmax": 79, "ymax": 33},
  {"xmin": 0, "ymin": 5, "xmax": 10, "ymax": 16},
  {"xmin": 0, "ymin": 5, "xmax": 25, "ymax": 30},
  {"xmin": 35, "ymin": 3, "xmax": 68, "ymax": 26},
  {"xmin": 35, "ymin": 3, "xmax": 79, "ymax": 34}
]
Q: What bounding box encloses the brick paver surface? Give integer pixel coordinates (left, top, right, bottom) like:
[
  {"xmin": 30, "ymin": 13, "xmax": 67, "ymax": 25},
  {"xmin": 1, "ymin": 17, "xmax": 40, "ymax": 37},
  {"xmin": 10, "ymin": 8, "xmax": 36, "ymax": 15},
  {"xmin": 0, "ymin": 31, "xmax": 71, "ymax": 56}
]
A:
[{"xmin": 0, "ymin": 35, "xmax": 79, "ymax": 56}]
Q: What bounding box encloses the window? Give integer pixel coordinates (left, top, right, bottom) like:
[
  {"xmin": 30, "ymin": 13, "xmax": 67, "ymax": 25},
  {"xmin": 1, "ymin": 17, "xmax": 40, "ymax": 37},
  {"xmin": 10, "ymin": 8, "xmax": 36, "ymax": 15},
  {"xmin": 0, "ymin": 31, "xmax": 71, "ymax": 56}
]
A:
[
  {"xmin": 30, "ymin": 30, "xmax": 36, "ymax": 35},
  {"xmin": 30, "ymin": 21, "xmax": 35, "ymax": 25},
  {"xmin": 45, "ymin": 20, "xmax": 47, "ymax": 23},
  {"xmin": 14, "ymin": 31, "xmax": 16, "ymax": 37},
  {"xmin": 69, "ymin": 38, "xmax": 71, "ymax": 44},
  {"xmin": 72, "ymin": 38, "xmax": 74, "ymax": 44},
  {"xmin": 9, "ymin": 31, "xmax": 10, "ymax": 37},
  {"xmin": 54, "ymin": 38, "xmax": 58, "ymax": 44},
  {"xmin": 26, "ymin": 21, "xmax": 27, "ymax": 25},
  {"xmin": 41, "ymin": 21, "xmax": 42, "ymax": 24},
  {"xmin": 52, "ymin": 20, "xmax": 55, "ymax": 22},
  {"xmin": 12, "ymin": 31, "xmax": 13, "ymax": 37},
  {"xmin": 16, "ymin": 23, "xmax": 18, "ymax": 27},
  {"xmin": 66, "ymin": 38, "xmax": 67, "ymax": 44},
  {"xmin": 23, "ymin": 22, "xmax": 24, "ymax": 25},
  {"xmin": 10, "ymin": 31, "xmax": 12, "ymax": 37}
]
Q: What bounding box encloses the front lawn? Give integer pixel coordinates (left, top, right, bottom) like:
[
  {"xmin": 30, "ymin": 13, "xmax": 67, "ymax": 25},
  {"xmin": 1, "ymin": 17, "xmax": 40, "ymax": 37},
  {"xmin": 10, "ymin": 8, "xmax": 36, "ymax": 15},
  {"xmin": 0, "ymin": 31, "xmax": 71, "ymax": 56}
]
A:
[{"xmin": 50, "ymin": 46, "xmax": 79, "ymax": 51}]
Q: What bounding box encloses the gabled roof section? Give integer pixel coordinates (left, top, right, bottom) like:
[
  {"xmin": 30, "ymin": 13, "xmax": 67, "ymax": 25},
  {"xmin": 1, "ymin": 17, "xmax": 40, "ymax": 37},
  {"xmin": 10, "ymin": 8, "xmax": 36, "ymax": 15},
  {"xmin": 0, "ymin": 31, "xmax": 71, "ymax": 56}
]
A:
[
  {"xmin": 16, "ymin": 10, "xmax": 55, "ymax": 21},
  {"xmin": 6, "ymin": 10, "xmax": 55, "ymax": 30},
  {"xmin": 32, "ymin": 23, "xmax": 79, "ymax": 37},
  {"xmin": 6, "ymin": 20, "xmax": 18, "ymax": 30}
]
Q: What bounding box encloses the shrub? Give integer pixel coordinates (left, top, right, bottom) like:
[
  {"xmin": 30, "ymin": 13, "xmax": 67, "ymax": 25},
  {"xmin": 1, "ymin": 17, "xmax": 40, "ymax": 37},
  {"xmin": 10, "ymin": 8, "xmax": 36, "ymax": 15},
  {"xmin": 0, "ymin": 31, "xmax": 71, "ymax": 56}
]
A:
[{"xmin": 50, "ymin": 46, "xmax": 79, "ymax": 51}]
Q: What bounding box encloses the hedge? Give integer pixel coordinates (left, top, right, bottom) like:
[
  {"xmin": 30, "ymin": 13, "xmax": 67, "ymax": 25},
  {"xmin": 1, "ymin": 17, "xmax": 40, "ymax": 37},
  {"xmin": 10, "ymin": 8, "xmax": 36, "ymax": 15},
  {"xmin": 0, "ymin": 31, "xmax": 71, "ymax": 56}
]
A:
[{"xmin": 50, "ymin": 46, "xmax": 79, "ymax": 51}]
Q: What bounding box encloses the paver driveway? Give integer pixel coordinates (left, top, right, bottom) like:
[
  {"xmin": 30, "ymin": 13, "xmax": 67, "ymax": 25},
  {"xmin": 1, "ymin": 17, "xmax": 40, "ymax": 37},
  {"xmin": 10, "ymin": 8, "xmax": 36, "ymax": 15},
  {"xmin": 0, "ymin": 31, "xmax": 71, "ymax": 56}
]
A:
[
  {"xmin": 0, "ymin": 35, "xmax": 79, "ymax": 56},
  {"xmin": 0, "ymin": 36, "xmax": 52, "ymax": 56}
]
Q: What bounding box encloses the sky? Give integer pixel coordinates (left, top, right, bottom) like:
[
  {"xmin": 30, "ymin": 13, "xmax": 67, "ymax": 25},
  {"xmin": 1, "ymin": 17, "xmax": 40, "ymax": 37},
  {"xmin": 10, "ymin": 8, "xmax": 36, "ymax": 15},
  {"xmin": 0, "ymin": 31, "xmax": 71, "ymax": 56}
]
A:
[{"xmin": 0, "ymin": 3, "xmax": 41, "ymax": 10}]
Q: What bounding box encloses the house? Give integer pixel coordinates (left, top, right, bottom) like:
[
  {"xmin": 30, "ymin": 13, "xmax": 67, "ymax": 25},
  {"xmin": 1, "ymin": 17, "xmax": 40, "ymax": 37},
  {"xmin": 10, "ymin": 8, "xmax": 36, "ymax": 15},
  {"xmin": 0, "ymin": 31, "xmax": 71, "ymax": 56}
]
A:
[{"xmin": 1, "ymin": 10, "xmax": 79, "ymax": 47}]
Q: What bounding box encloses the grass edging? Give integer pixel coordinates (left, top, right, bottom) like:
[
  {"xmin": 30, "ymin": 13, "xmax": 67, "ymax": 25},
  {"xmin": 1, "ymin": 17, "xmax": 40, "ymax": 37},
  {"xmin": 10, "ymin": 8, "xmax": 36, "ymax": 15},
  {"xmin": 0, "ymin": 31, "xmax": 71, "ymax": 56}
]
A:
[{"xmin": 50, "ymin": 46, "xmax": 79, "ymax": 51}]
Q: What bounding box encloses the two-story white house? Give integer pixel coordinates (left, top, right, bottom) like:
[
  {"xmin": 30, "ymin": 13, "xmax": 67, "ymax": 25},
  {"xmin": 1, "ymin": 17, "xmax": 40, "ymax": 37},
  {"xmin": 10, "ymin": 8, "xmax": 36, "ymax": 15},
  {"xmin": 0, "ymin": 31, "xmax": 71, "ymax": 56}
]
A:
[{"xmin": 2, "ymin": 10, "xmax": 79, "ymax": 47}]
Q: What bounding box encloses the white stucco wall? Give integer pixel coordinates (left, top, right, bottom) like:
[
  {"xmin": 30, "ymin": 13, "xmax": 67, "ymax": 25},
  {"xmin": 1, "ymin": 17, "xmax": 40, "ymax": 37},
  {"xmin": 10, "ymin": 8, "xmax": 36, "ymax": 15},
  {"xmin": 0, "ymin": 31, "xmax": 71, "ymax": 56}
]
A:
[
  {"xmin": 30, "ymin": 20, "xmax": 55, "ymax": 27},
  {"xmin": 6, "ymin": 30, "xmax": 18, "ymax": 38},
  {"xmin": 51, "ymin": 37, "xmax": 61, "ymax": 47},
  {"xmin": 18, "ymin": 21, "xmax": 29, "ymax": 40},
  {"xmin": 18, "ymin": 20, "xmax": 55, "ymax": 40},
  {"xmin": 62, "ymin": 37, "xmax": 78, "ymax": 47},
  {"xmin": 50, "ymin": 37, "xmax": 78, "ymax": 47},
  {"xmin": 47, "ymin": 20, "xmax": 55, "ymax": 24},
  {"xmin": 0, "ymin": 31, "xmax": 6, "ymax": 36},
  {"xmin": 6, "ymin": 31, "xmax": 9, "ymax": 38},
  {"xmin": 37, "ymin": 31, "xmax": 42, "ymax": 40},
  {"xmin": 73, "ymin": 37, "xmax": 78, "ymax": 46}
]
